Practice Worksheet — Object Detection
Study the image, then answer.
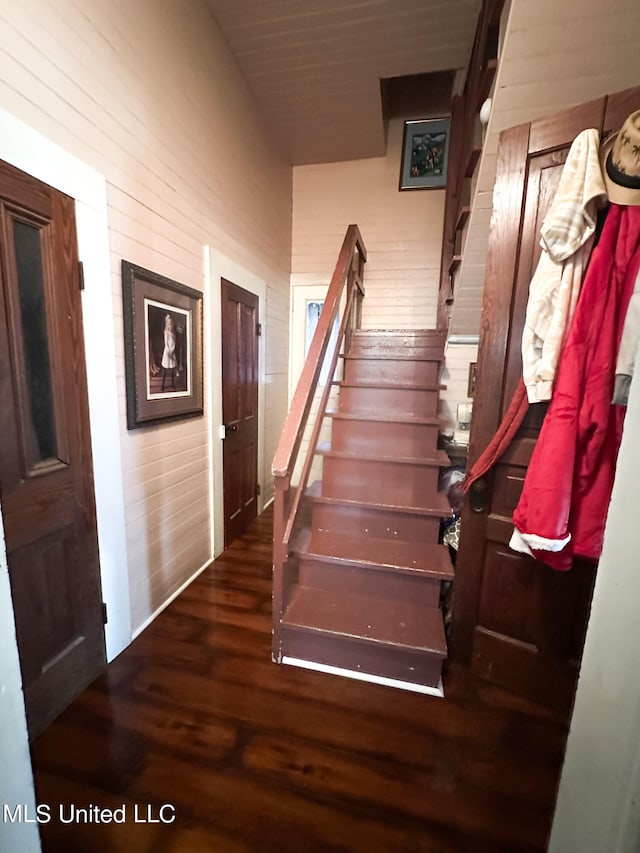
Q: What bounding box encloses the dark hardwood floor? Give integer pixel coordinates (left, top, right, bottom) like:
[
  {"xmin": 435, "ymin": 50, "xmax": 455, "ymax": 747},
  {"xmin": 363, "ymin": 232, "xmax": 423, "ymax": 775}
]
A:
[{"xmin": 31, "ymin": 509, "xmax": 568, "ymax": 852}]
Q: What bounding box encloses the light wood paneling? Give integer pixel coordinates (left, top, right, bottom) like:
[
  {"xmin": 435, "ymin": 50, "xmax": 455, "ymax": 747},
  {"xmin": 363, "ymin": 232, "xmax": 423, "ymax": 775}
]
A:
[
  {"xmin": 292, "ymin": 118, "xmax": 445, "ymax": 330},
  {"xmin": 0, "ymin": 0, "xmax": 292, "ymax": 634}
]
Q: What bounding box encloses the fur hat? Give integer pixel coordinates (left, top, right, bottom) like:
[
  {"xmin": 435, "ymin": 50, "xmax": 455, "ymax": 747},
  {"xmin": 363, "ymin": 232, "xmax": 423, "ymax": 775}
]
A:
[{"xmin": 600, "ymin": 110, "xmax": 640, "ymax": 206}]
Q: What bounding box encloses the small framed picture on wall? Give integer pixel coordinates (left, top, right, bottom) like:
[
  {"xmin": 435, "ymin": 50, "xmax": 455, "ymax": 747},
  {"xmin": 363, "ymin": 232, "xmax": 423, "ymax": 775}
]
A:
[{"xmin": 399, "ymin": 117, "xmax": 451, "ymax": 191}]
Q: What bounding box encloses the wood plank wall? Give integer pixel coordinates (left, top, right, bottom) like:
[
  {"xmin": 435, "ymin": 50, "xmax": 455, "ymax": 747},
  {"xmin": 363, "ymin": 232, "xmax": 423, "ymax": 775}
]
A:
[
  {"xmin": 450, "ymin": 0, "xmax": 640, "ymax": 336},
  {"xmin": 0, "ymin": 0, "xmax": 292, "ymax": 633},
  {"xmin": 292, "ymin": 118, "xmax": 446, "ymax": 330}
]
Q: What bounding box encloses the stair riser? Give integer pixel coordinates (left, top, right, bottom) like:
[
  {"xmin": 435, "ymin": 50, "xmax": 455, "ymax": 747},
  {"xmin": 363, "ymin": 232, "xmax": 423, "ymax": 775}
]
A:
[
  {"xmin": 279, "ymin": 627, "xmax": 445, "ymax": 688},
  {"xmin": 348, "ymin": 345, "xmax": 445, "ymax": 361},
  {"xmin": 352, "ymin": 330, "xmax": 446, "ymax": 346},
  {"xmin": 321, "ymin": 456, "xmax": 441, "ymax": 505},
  {"xmin": 330, "ymin": 418, "xmax": 439, "ymax": 457},
  {"xmin": 312, "ymin": 503, "xmax": 441, "ymax": 542},
  {"xmin": 343, "ymin": 358, "xmax": 440, "ymax": 386},
  {"xmin": 338, "ymin": 385, "xmax": 439, "ymax": 418},
  {"xmin": 349, "ymin": 332, "xmax": 446, "ymax": 360},
  {"xmin": 299, "ymin": 559, "xmax": 441, "ymax": 606}
]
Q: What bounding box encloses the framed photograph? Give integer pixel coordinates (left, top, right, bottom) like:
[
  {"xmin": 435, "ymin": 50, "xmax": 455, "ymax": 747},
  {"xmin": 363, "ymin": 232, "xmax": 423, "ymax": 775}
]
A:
[
  {"xmin": 122, "ymin": 261, "xmax": 203, "ymax": 430},
  {"xmin": 399, "ymin": 118, "xmax": 451, "ymax": 190}
]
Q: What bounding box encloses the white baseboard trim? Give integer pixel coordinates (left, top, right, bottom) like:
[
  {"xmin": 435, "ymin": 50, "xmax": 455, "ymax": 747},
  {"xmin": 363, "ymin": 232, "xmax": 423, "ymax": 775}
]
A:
[
  {"xmin": 133, "ymin": 499, "xmax": 274, "ymax": 644},
  {"xmin": 282, "ymin": 656, "xmax": 444, "ymax": 697},
  {"xmin": 132, "ymin": 558, "xmax": 212, "ymax": 641}
]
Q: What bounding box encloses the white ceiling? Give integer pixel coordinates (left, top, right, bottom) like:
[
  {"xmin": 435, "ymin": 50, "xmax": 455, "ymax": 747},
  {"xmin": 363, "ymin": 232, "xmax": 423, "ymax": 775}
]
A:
[{"xmin": 206, "ymin": 0, "xmax": 481, "ymax": 164}]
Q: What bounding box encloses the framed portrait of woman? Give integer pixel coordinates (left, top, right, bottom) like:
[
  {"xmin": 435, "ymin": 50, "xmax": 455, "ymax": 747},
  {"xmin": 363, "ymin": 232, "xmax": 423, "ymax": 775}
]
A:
[{"xmin": 122, "ymin": 261, "xmax": 203, "ymax": 429}]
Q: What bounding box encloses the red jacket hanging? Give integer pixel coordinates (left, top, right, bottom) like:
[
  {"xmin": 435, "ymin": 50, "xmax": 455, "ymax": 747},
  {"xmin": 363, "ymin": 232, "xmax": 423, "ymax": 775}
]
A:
[{"xmin": 510, "ymin": 204, "xmax": 640, "ymax": 570}]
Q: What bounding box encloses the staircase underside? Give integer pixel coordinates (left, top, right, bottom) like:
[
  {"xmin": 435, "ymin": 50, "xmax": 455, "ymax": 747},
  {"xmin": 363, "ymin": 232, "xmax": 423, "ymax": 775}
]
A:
[{"xmin": 275, "ymin": 329, "xmax": 454, "ymax": 694}]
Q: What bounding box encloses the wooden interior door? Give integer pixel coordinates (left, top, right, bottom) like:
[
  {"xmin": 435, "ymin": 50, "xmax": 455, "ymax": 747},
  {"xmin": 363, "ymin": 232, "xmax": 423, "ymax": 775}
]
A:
[
  {"xmin": 0, "ymin": 160, "xmax": 105, "ymax": 738},
  {"xmin": 452, "ymin": 87, "xmax": 640, "ymax": 712},
  {"xmin": 221, "ymin": 278, "xmax": 259, "ymax": 547}
]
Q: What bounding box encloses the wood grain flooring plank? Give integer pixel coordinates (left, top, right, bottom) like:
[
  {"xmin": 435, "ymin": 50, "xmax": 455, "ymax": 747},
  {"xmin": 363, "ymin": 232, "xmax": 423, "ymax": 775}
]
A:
[
  {"xmin": 34, "ymin": 771, "xmax": 167, "ymax": 853},
  {"xmin": 31, "ymin": 507, "xmax": 568, "ymax": 853}
]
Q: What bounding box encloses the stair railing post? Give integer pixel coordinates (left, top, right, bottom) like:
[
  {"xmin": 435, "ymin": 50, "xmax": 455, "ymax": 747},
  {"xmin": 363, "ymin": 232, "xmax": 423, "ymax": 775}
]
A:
[
  {"xmin": 354, "ymin": 248, "xmax": 365, "ymax": 337},
  {"xmin": 272, "ymin": 474, "xmax": 289, "ymax": 662},
  {"xmin": 344, "ymin": 264, "xmax": 357, "ymax": 355}
]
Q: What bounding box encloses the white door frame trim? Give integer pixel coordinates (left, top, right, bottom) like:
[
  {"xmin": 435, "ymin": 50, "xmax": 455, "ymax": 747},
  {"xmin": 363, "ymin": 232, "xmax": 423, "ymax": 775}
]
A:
[{"xmin": 207, "ymin": 248, "xmax": 266, "ymax": 556}]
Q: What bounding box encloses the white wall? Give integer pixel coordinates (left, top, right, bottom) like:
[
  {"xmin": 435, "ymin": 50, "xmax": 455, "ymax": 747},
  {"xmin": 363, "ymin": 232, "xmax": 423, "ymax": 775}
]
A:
[
  {"xmin": 550, "ymin": 347, "xmax": 640, "ymax": 853},
  {"xmin": 0, "ymin": 0, "xmax": 292, "ymax": 635},
  {"xmin": 0, "ymin": 504, "xmax": 41, "ymax": 853},
  {"xmin": 292, "ymin": 118, "xmax": 445, "ymax": 330}
]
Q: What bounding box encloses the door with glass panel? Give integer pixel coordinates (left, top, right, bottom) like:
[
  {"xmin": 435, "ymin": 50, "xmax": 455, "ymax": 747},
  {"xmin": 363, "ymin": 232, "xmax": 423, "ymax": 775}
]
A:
[{"xmin": 0, "ymin": 159, "xmax": 104, "ymax": 738}]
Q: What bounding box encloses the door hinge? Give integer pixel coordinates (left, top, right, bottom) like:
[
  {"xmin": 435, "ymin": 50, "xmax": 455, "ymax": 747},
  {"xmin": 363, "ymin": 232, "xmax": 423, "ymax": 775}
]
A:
[
  {"xmin": 256, "ymin": 483, "xmax": 261, "ymax": 496},
  {"xmin": 256, "ymin": 322, "xmax": 262, "ymax": 336},
  {"xmin": 78, "ymin": 261, "xmax": 85, "ymax": 291},
  {"xmin": 102, "ymin": 602, "xmax": 108, "ymax": 625}
]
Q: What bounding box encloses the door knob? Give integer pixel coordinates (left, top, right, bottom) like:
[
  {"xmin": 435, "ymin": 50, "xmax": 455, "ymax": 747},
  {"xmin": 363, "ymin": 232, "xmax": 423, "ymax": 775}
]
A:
[
  {"xmin": 468, "ymin": 477, "xmax": 490, "ymax": 514},
  {"xmin": 225, "ymin": 423, "xmax": 238, "ymax": 434}
]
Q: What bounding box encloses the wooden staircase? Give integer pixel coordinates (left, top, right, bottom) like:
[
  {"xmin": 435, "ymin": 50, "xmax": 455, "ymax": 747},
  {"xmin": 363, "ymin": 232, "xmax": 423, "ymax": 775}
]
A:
[{"xmin": 276, "ymin": 329, "xmax": 454, "ymax": 694}]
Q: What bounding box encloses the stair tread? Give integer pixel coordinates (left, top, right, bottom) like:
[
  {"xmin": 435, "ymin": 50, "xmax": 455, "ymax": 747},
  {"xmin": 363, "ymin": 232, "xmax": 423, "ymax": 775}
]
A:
[
  {"xmin": 326, "ymin": 409, "xmax": 440, "ymax": 426},
  {"xmin": 282, "ymin": 586, "xmax": 447, "ymax": 655},
  {"xmin": 307, "ymin": 481, "xmax": 451, "ymax": 517},
  {"xmin": 320, "ymin": 483, "xmax": 450, "ymax": 513},
  {"xmin": 316, "ymin": 442, "xmax": 449, "ymax": 467},
  {"xmin": 353, "ymin": 328, "xmax": 445, "ymax": 335},
  {"xmin": 333, "ymin": 380, "xmax": 444, "ymax": 391},
  {"xmin": 292, "ymin": 527, "xmax": 454, "ymax": 580}
]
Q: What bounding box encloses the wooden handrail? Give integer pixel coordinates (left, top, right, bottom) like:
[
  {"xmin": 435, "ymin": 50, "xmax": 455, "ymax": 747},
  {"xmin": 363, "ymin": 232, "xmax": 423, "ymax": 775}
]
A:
[
  {"xmin": 272, "ymin": 225, "xmax": 366, "ymax": 481},
  {"xmin": 282, "ymin": 277, "xmax": 359, "ymax": 547},
  {"xmin": 271, "ymin": 225, "xmax": 366, "ymax": 657}
]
